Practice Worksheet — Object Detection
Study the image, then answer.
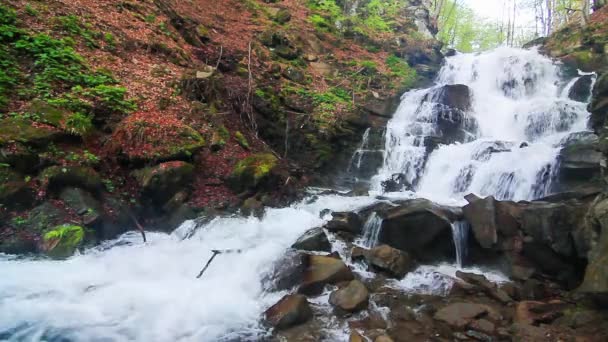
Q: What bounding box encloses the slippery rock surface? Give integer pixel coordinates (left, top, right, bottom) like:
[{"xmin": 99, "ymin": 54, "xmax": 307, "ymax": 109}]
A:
[
  {"xmin": 298, "ymin": 254, "xmax": 355, "ymax": 295},
  {"xmin": 329, "ymin": 280, "xmax": 369, "ymax": 313},
  {"xmin": 291, "ymin": 227, "xmax": 332, "ymax": 252},
  {"xmin": 264, "ymin": 294, "xmax": 313, "ymax": 330},
  {"xmin": 353, "ymin": 244, "xmax": 416, "ymax": 278}
]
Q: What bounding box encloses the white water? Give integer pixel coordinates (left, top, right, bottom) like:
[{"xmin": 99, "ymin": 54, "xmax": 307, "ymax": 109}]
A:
[
  {"xmin": 373, "ymin": 47, "xmax": 591, "ymax": 204},
  {"xmin": 0, "ymin": 47, "xmax": 596, "ymax": 341},
  {"xmin": 356, "ymin": 212, "xmax": 383, "ymax": 248}
]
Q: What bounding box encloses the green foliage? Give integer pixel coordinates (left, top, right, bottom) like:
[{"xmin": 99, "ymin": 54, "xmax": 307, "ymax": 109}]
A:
[
  {"xmin": 43, "ymin": 224, "xmax": 85, "ymax": 258},
  {"xmin": 234, "ymin": 131, "xmax": 250, "ymax": 149},
  {"xmin": 57, "ymin": 15, "xmax": 100, "ymax": 48},
  {"xmin": 386, "ymin": 55, "xmax": 417, "ymax": 88},
  {"xmin": 65, "ymin": 112, "xmax": 93, "ymax": 136}
]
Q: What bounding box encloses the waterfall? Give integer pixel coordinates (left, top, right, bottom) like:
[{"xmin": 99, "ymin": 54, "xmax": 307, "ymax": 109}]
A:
[
  {"xmin": 373, "ymin": 47, "xmax": 590, "ymax": 203},
  {"xmin": 451, "ymin": 221, "xmax": 470, "ymax": 268},
  {"xmin": 357, "ymin": 212, "xmax": 383, "ymax": 248},
  {"xmin": 0, "ymin": 47, "xmax": 596, "ymax": 341}
]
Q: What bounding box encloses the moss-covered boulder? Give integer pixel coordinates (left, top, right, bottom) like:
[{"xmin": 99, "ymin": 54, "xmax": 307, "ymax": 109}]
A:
[
  {"xmin": 133, "ymin": 161, "xmax": 195, "ymax": 206},
  {"xmin": 274, "ymin": 9, "xmax": 292, "ymax": 24},
  {"xmin": 22, "ymin": 202, "xmax": 71, "ymax": 234},
  {"xmin": 0, "ymin": 165, "xmax": 34, "ymax": 209},
  {"xmin": 0, "ymin": 142, "xmax": 40, "ymax": 174},
  {"xmin": 210, "ymin": 126, "xmax": 230, "ymax": 152},
  {"xmin": 40, "ymin": 225, "xmax": 85, "ymax": 259},
  {"xmin": 39, "ymin": 166, "xmax": 103, "ymax": 193},
  {"xmin": 0, "ymin": 118, "xmax": 64, "ymax": 146},
  {"xmin": 111, "ymin": 112, "xmax": 205, "ymax": 163},
  {"xmin": 59, "ymin": 187, "xmax": 102, "ymax": 226},
  {"xmin": 228, "ymin": 153, "xmax": 279, "ymax": 192},
  {"xmin": 26, "ymin": 100, "xmax": 72, "ymax": 128}
]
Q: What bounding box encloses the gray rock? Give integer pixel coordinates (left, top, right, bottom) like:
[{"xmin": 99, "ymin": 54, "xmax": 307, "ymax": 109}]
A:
[{"xmin": 292, "ymin": 227, "xmax": 331, "ymax": 252}]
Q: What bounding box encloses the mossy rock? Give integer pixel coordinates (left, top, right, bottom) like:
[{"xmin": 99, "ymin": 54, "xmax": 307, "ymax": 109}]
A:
[
  {"xmin": 111, "ymin": 114, "xmax": 205, "ymax": 163},
  {"xmin": 0, "ymin": 165, "xmax": 34, "ymax": 209},
  {"xmin": 0, "ymin": 118, "xmax": 64, "ymax": 146},
  {"xmin": 274, "ymin": 9, "xmax": 292, "ymax": 24},
  {"xmin": 132, "ymin": 161, "xmax": 195, "ymax": 206},
  {"xmin": 39, "ymin": 166, "xmax": 103, "ymax": 193},
  {"xmin": 229, "ymin": 153, "xmax": 278, "ymax": 192},
  {"xmin": 211, "ymin": 126, "xmax": 230, "ymax": 152},
  {"xmin": 41, "ymin": 224, "xmax": 85, "ymax": 259},
  {"xmin": 22, "ymin": 202, "xmax": 70, "ymax": 234},
  {"xmin": 0, "ymin": 142, "xmax": 40, "ymax": 174},
  {"xmin": 26, "ymin": 100, "xmax": 72, "ymax": 128},
  {"xmin": 234, "ymin": 131, "xmax": 250, "ymax": 149}
]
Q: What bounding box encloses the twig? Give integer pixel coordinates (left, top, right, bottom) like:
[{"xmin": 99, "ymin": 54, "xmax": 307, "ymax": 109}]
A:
[
  {"xmin": 129, "ymin": 213, "xmax": 147, "ymax": 243},
  {"xmin": 196, "ymin": 249, "xmax": 243, "ymax": 278},
  {"xmin": 214, "ymin": 45, "xmax": 223, "ymax": 70}
]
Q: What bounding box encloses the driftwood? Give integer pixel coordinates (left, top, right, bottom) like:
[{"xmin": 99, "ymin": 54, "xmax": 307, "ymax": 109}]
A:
[
  {"xmin": 196, "ymin": 249, "xmax": 243, "ymax": 278},
  {"xmin": 129, "ymin": 213, "xmax": 147, "ymax": 243}
]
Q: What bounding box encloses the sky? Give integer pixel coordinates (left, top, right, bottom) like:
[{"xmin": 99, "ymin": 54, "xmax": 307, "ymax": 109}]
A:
[{"xmin": 464, "ymin": 0, "xmax": 536, "ymax": 30}]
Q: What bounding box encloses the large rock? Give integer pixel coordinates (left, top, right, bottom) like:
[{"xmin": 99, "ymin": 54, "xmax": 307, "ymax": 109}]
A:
[
  {"xmin": 580, "ymin": 196, "xmax": 608, "ymax": 301},
  {"xmin": 228, "ymin": 153, "xmax": 279, "ymax": 193},
  {"xmin": 568, "ymin": 74, "xmax": 595, "ymax": 102},
  {"xmin": 0, "ymin": 118, "xmax": 65, "ymax": 146},
  {"xmin": 354, "ymin": 244, "xmax": 416, "ymax": 278},
  {"xmin": 329, "ymin": 279, "xmax": 369, "ymax": 313},
  {"xmin": 291, "ymin": 227, "xmax": 331, "ymax": 252},
  {"xmin": 298, "ymin": 254, "xmax": 355, "ymax": 295},
  {"xmin": 132, "ymin": 161, "xmax": 194, "ymax": 206},
  {"xmin": 264, "ymin": 294, "xmax": 313, "ymax": 330},
  {"xmin": 40, "ymin": 224, "xmax": 85, "ymax": 259},
  {"xmin": 434, "ymin": 302, "xmax": 499, "ymax": 329},
  {"xmin": 39, "ymin": 166, "xmax": 103, "ymax": 193},
  {"xmin": 324, "ymin": 212, "xmax": 363, "ymax": 235},
  {"xmin": 377, "ymin": 199, "xmax": 461, "ymax": 262},
  {"xmin": 589, "ymin": 73, "xmax": 608, "ymax": 131},
  {"xmin": 60, "ymin": 187, "xmax": 102, "ymax": 226},
  {"xmin": 0, "ymin": 166, "xmax": 34, "ymax": 209},
  {"xmin": 0, "ymin": 142, "xmax": 40, "ymax": 173},
  {"xmin": 463, "ymin": 196, "xmax": 498, "ymax": 249}
]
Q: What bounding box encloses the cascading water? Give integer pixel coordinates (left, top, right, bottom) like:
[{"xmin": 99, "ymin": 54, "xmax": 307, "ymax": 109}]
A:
[
  {"xmin": 450, "ymin": 221, "xmax": 470, "ymax": 267},
  {"xmin": 357, "ymin": 212, "xmax": 383, "ymax": 248},
  {"xmin": 0, "ymin": 47, "xmax": 596, "ymax": 341},
  {"xmin": 373, "ymin": 47, "xmax": 592, "ymax": 204}
]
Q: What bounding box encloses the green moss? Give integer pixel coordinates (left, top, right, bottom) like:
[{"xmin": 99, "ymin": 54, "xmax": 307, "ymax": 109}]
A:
[
  {"xmin": 42, "ymin": 224, "xmax": 84, "ymax": 258},
  {"xmin": 0, "ymin": 117, "xmax": 62, "ymax": 145},
  {"xmin": 234, "ymin": 131, "xmax": 250, "ymax": 149},
  {"xmin": 386, "ymin": 55, "xmax": 417, "ymax": 89},
  {"xmin": 230, "ymin": 153, "xmax": 278, "ymax": 191}
]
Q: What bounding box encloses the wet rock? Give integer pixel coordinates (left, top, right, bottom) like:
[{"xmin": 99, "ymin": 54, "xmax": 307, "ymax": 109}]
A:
[
  {"xmin": 291, "ymin": 227, "xmax": 331, "ymax": 252},
  {"xmin": 133, "ymin": 161, "xmax": 194, "ymax": 206},
  {"xmin": 349, "ymin": 331, "xmax": 364, "ymax": 342},
  {"xmin": 381, "ymin": 173, "xmax": 412, "ymax": 193},
  {"xmin": 580, "ymin": 197, "xmax": 608, "ymax": 300},
  {"xmin": 23, "ymin": 202, "xmax": 71, "ymax": 234},
  {"xmin": 298, "ymin": 254, "xmax": 355, "ymax": 295},
  {"xmin": 434, "ymin": 302, "xmax": 499, "ymax": 329},
  {"xmin": 39, "ymin": 166, "xmax": 103, "ymax": 194},
  {"xmin": 568, "ymin": 74, "xmax": 595, "ymax": 102},
  {"xmin": 40, "ymin": 224, "xmax": 85, "ymax": 259},
  {"xmin": 456, "ymin": 271, "xmax": 512, "ymax": 304},
  {"xmin": 463, "ymin": 196, "xmax": 498, "ymax": 249},
  {"xmin": 365, "ymin": 244, "xmax": 416, "ymax": 278},
  {"xmin": 264, "ymin": 294, "xmax": 313, "ymax": 330},
  {"xmin": 263, "ymin": 250, "xmax": 307, "ymax": 291},
  {"xmin": 421, "ymin": 84, "xmax": 477, "ymax": 143},
  {"xmin": 59, "ymin": 187, "xmax": 102, "ymax": 226},
  {"xmin": 515, "ymin": 300, "xmax": 568, "ymax": 325},
  {"xmin": 324, "ymin": 212, "xmax": 363, "ymax": 235},
  {"xmin": 375, "ymin": 336, "xmax": 394, "ymax": 342},
  {"xmin": 558, "ymin": 132, "xmax": 602, "ymax": 191},
  {"xmin": 329, "ymin": 279, "xmax": 369, "ymax": 313},
  {"xmin": 241, "ymin": 196, "xmax": 264, "ymax": 217},
  {"xmin": 468, "ymin": 318, "xmax": 495, "ymax": 335},
  {"xmin": 377, "ymin": 199, "xmax": 461, "ymax": 262}
]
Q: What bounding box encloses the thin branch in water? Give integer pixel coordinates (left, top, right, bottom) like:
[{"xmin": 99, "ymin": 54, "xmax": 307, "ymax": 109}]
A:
[{"xmin": 129, "ymin": 213, "xmax": 147, "ymax": 243}]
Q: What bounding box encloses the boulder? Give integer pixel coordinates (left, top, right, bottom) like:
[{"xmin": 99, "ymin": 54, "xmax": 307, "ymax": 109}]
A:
[
  {"xmin": 0, "ymin": 118, "xmax": 65, "ymax": 146},
  {"xmin": 292, "ymin": 227, "xmax": 332, "ymax": 252},
  {"xmin": 365, "ymin": 245, "xmax": 416, "ymax": 278},
  {"xmin": 22, "ymin": 202, "xmax": 71, "ymax": 234},
  {"xmin": 329, "ymin": 280, "xmax": 369, "ymax": 313},
  {"xmin": 228, "ymin": 153, "xmax": 279, "ymax": 193},
  {"xmin": 40, "ymin": 224, "xmax": 85, "ymax": 259},
  {"xmin": 264, "ymin": 294, "xmax": 313, "ymax": 330},
  {"xmin": 39, "ymin": 166, "xmax": 103, "ymax": 193},
  {"xmin": 263, "ymin": 250, "xmax": 307, "ymax": 291},
  {"xmin": 580, "ymin": 197, "xmax": 608, "ymax": 301},
  {"xmin": 377, "ymin": 199, "xmax": 461, "ymax": 262},
  {"xmin": 273, "ymin": 9, "xmax": 292, "ymax": 24},
  {"xmin": 568, "ymin": 74, "xmax": 595, "ymax": 102},
  {"xmin": 0, "ymin": 166, "xmax": 34, "ymax": 209},
  {"xmin": 514, "ymin": 300, "xmax": 568, "ymax": 326},
  {"xmin": 132, "ymin": 161, "xmax": 194, "ymax": 206},
  {"xmin": 325, "ymin": 212, "xmax": 363, "ymax": 235},
  {"xmin": 588, "ymin": 73, "xmax": 608, "ymax": 131},
  {"xmin": 59, "ymin": 187, "xmax": 102, "ymax": 226},
  {"xmin": 463, "ymin": 196, "xmax": 498, "ymax": 249},
  {"xmin": 0, "ymin": 142, "xmax": 40, "ymax": 173},
  {"xmin": 434, "ymin": 302, "xmax": 499, "ymax": 329},
  {"xmin": 456, "ymin": 271, "xmax": 512, "ymax": 304},
  {"xmin": 282, "ymin": 66, "xmax": 305, "ymax": 84},
  {"xmin": 298, "ymin": 254, "xmax": 355, "ymax": 295}
]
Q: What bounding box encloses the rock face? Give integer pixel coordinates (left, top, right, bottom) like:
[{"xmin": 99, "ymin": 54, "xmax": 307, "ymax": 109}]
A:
[
  {"xmin": 580, "ymin": 196, "xmax": 608, "ymax": 301},
  {"xmin": 568, "ymin": 74, "xmax": 595, "ymax": 102},
  {"xmin": 264, "ymin": 294, "xmax": 313, "ymax": 330},
  {"xmin": 377, "ymin": 199, "xmax": 461, "ymax": 262},
  {"xmin": 299, "ymin": 254, "xmax": 355, "ymax": 295},
  {"xmin": 329, "ymin": 280, "xmax": 369, "ymax": 313},
  {"xmin": 228, "ymin": 153, "xmax": 279, "ymax": 193},
  {"xmin": 434, "ymin": 302, "xmax": 499, "ymax": 329},
  {"xmin": 557, "ymin": 132, "xmax": 602, "ymax": 192},
  {"xmin": 325, "ymin": 212, "xmax": 363, "ymax": 235},
  {"xmin": 422, "ymin": 84, "xmax": 477, "ymax": 144},
  {"xmin": 463, "ymin": 196, "xmax": 499, "ymax": 249}
]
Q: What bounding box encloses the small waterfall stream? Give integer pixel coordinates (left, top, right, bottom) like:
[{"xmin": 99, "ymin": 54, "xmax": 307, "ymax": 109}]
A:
[{"xmin": 0, "ymin": 47, "xmax": 597, "ymax": 341}]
